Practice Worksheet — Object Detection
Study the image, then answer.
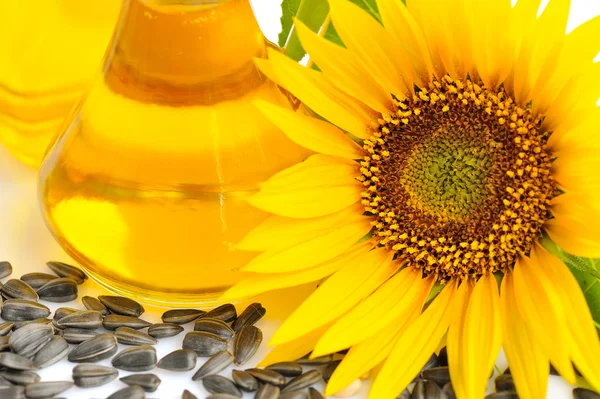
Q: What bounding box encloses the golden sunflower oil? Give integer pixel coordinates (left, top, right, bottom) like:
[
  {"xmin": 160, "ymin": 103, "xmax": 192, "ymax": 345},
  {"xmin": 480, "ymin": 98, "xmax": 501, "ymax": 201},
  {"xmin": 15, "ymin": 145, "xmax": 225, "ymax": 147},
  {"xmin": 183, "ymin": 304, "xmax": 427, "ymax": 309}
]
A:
[
  {"xmin": 39, "ymin": 0, "xmax": 310, "ymax": 305},
  {"xmin": 0, "ymin": 0, "xmax": 121, "ymax": 167}
]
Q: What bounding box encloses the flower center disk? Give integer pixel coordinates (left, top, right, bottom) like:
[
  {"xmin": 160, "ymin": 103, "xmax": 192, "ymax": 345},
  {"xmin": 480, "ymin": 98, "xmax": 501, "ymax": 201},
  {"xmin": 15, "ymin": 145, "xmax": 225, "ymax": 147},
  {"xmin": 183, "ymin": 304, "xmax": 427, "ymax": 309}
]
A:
[{"xmin": 360, "ymin": 76, "xmax": 557, "ymax": 282}]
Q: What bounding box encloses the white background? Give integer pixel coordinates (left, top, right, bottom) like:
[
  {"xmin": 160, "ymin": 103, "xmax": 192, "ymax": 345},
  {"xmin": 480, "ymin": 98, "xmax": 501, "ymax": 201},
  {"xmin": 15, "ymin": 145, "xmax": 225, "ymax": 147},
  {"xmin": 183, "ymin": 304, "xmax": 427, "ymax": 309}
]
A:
[{"xmin": 1, "ymin": 0, "xmax": 600, "ymax": 398}]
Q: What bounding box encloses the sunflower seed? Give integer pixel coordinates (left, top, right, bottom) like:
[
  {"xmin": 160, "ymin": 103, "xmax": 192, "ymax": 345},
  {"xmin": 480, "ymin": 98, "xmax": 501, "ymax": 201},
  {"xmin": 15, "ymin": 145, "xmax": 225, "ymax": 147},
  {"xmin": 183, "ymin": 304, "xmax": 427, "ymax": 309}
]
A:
[
  {"xmin": 192, "ymin": 351, "xmax": 232, "ymax": 379},
  {"xmin": 266, "ymin": 362, "xmax": 303, "ymax": 377},
  {"xmin": 495, "ymin": 375, "xmax": 516, "ymax": 392},
  {"xmin": 9, "ymin": 323, "xmax": 53, "ymax": 358},
  {"xmin": 308, "ymin": 388, "xmax": 325, "ymax": 399},
  {"xmin": 485, "ymin": 392, "xmax": 519, "ymax": 399},
  {"xmin": 202, "ymin": 375, "xmax": 242, "ymax": 397},
  {"xmin": 193, "ymin": 318, "xmax": 234, "ymax": 340},
  {"xmin": 56, "ymin": 310, "xmax": 102, "ymax": 330},
  {"xmin": 182, "ymin": 390, "xmax": 197, "ymax": 399},
  {"xmin": 68, "ymin": 333, "xmax": 118, "ymax": 363},
  {"xmin": 421, "ymin": 366, "xmax": 451, "ymax": 387},
  {"xmin": 0, "ymin": 322, "xmax": 14, "ymax": 336},
  {"xmin": 98, "ymin": 295, "xmax": 144, "ymax": 317},
  {"xmin": 46, "ymin": 261, "xmax": 87, "ymax": 284},
  {"xmin": 255, "ymin": 383, "xmax": 280, "ymax": 399},
  {"xmin": 246, "ymin": 369, "xmax": 286, "ymax": 386},
  {"xmin": 161, "ymin": 309, "xmax": 205, "ymax": 325},
  {"xmin": 424, "ymin": 379, "xmax": 443, "ymax": 399},
  {"xmin": 0, "ymin": 375, "xmax": 12, "ymax": 387},
  {"xmin": 412, "ymin": 379, "xmax": 425, "ymax": 399},
  {"xmin": 107, "ymin": 386, "xmax": 146, "ymax": 399},
  {"xmin": 103, "ymin": 315, "xmax": 151, "ymax": 330},
  {"xmin": 182, "ymin": 332, "xmax": 228, "ymax": 357},
  {"xmin": 231, "ymin": 370, "xmax": 258, "ymax": 392},
  {"xmin": 573, "ymin": 388, "xmax": 600, "ymax": 399},
  {"xmin": 438, "ymin": 347, "xmax": 448, "ymax": 366},
  {"xmin": 280, "ymin": 392, "xmax": 306, "ymax": 399},
  {"xmin": 0, "ymin": 261, "xmax": 13, "ymax": 278},
  {"xmin": 62, "ymin": 328, "xmax": 100, "ymax": 344},
  {"xmin": 72, "ymin": 364, "xmax": 119, "ymax": 388},
  {"xmin": 1, "ymin": 280, "xmax": 38, "ymax": 301},
  {"xmin": 53, "ymin": 307, "xmax": 78, "ymax": 321},
  {"xmin": 295, "ymin": 354, "xmax": 333, "ymax": 365},
  {"xmin": 147, "ymin": 323, "xmax": 184, "ymax": 339},
  {"xmin": 12, "ymin": 318, "xmax": 51, "ymax": 330},
  {"xmin": 0, "ymin": 386, "xmax": 25, "ymax": 399},
  {"xmin": 120, "ymin": 374, "xmax": 161, "ymax": 392},
  {"xmin": 282, "ymin": 370, "xmax": 322, "ymax": 393},
  {"xmin": 19, "ymin": 274, "xmax": 57, "ymax": 289},
  {"xmin": 36, "ymin": 278, "xmax": 78, "ymax": 302},
  {"xmin": 115, "ymin": 327, "xmax": 158, "ymax": 346},
  {"xmin": 81, "ymin": 296, "xmax": 109, "ymax": 316},
  {"xmin": 231, "ymin": 303, "xmax": 266, "ymax": 333},
  {"xmin": 33, "ymin": 336, "xmax": 69, "ymax": 368},
  {"xmin": 206, "ymin": 395, "xmax": 239, "ymax": 399},
  {"xmin": 233, "ymin": 325, "xmax": 262, "ymax": 366},
  {"xmin": 2, "ymin": 300, "xmax": 50, "ymax": 322},
  {"xmin": 422, "ymin": 353, "xmax": 440, "ymax": 370},
  {"xmin": 202, "ymin": 304, "xmax": 237, "ymax": 323},
  {"xmin": 112, "ymin": 345, "xmax": 157, "ymax": 372},
  {"xmin": 0, "ymin": 371, "xmax": 40, "ymax": 385},
  {"xmin": 24, "ymin": 381, "xmax": 73, "ymax": 398},
  {"xmin": 322, "ymin": 361, "xmax": 341, "ymax": 382},
  {"xmin": 0, "ymin": 353, "xmax": 38, "ymax": 371},
  {"xmin": 442, "ymin": 383, "xmax": 456, "ymax": 399},
  {"xmin": 156, "ymin": 349, "xmax": 197, "ymax": 372}
]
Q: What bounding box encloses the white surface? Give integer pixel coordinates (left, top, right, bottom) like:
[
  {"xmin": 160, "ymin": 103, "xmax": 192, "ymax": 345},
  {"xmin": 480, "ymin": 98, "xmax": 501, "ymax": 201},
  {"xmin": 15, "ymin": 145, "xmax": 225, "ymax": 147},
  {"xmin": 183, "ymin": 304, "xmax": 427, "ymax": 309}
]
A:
[{"xmin": 1, "ymin": 0, "xmax": 599, "ymax": 398}]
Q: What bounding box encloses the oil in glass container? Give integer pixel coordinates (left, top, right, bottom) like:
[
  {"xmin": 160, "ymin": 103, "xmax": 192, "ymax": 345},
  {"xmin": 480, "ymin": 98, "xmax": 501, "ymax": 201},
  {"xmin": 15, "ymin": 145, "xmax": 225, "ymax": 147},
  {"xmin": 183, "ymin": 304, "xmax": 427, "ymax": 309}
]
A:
[
  {"xmin": 39, "ymin": 0, "xmax": 310, "ymax": 305},
  {"xmin": 0, "ymin": 0, "xmax": 121, "ymax": 166}
]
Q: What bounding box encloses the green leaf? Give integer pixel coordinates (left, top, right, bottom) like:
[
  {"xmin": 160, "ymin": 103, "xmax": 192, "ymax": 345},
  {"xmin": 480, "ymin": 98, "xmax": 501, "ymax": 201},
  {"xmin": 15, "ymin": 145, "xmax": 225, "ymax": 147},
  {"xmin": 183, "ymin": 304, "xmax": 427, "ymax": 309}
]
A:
[
  {"xmin": 278, "ymin": 0, "xmax": 301, "ymax": 48},
  {"xmin": 542, "ymin": 236, "xmax": 600, "ymax": 335},
  {"xmin": 279, "ymin": 0, "xmax": 384, "ymax": 61},
  {"xmin": 280, "ymin": 0, "xmax": 330, "ymax": 61}
]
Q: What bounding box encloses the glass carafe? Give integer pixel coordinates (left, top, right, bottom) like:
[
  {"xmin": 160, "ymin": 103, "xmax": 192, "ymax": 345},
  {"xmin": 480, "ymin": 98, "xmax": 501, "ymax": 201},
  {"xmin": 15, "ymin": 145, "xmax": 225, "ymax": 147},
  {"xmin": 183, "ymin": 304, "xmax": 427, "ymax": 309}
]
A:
[
  {"xmin": 0, "ymin": 0, "xmax": 121, "ymax": 167},
  {"xmin": 39, "ymin": 0, "xmax": 310, "ymax": 305}
]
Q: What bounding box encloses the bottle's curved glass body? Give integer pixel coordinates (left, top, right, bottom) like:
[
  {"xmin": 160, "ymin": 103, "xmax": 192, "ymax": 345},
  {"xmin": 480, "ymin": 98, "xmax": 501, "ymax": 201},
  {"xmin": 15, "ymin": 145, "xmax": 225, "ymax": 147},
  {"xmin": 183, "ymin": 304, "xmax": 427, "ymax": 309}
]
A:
[
  {"xmin": 0, "ymin": 1, "xmax": 121, "ymax": 167},
  {"xmin": 39, "ymin": 0, "xmax": 310, "ymax": 305}
]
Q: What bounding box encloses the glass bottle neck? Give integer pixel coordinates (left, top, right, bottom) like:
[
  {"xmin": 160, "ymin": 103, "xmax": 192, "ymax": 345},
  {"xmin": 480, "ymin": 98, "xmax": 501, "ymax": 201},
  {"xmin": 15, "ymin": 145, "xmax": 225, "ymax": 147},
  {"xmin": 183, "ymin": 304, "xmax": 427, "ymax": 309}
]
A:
[{"xmin": 103, "ymin": 0, "xmax": 266, "ymax": 105}]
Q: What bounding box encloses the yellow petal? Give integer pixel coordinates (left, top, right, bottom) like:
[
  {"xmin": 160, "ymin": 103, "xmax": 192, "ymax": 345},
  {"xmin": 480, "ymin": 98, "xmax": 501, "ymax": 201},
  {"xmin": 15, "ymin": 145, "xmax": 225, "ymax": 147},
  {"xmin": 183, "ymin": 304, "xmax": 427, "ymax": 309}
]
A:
[
  {"xmin": 241, "ymin": 213, "xmax": 370, "ymax": 274},
  {"xmin": 328, "ymin": 0, "xmax": 411, "ymax": 98},
  {"xmin": 270, "ymin": 248, "xmax": 398, "ymax": 346},
  {"xmin": 532, "ymin": 244, "xmax": 600, "ymax": 391},
  {"xmin": 512, "ymin": 255, "xmax": 577, "ymax": 383},
  {"xmin": 500, "ymin": 271, "xmax": 549, "ymax": 399},
  {"xmin": 255, "ymin": 51, "xmax": 369, "ymax": 138},
  {"xmin": 446, "ymin": 281, "xmax": 473, "ymax": 399},
  {"xmin": 249, "ymin": 154, "xmax": 362, "ymax": 219},
  {"xmin": 513, "ymin": 0, "xmax": 570, "ymax": 105},
  {"xmin": 326, "ymin": 309, "xmax": 419, "ymax": 395},
  {"xmin": 237, "ymin": 204, "xmax": 365, "ymax": 252},
  {"xmin": 546, "ymin": 194, "xmax": 600, "ymax": 258},
  {"xmin": 370, "ymin": 280, "xmax": 458, "ymax": 399},
  {"xmin": 448, "ymin": 274, "xmax": 501, "ymax": 399},
  {"xmin": 221, "ymin": 242, "xmax": 371, "ymax": 301},
  {"xmin": 553, "ymin": 146, "xmax": 600, "ymax": 191},
  {"xmin": 294, "ymin": 20, "xmax": 392, "ymax": 114},
  {"xmin": 254, "ymin": 100, "xmax": 365, "ymax": 160},
  {"xmin": 259, "ymin": 324, "xmax": 331, "ymax": 367},
  {"xmin": 377, "ymin": 0, "xmax": 433, "ymax": 84},
  {"xmin": 313, "ymin": 268, "xmax": 434, "ymax": 356}
]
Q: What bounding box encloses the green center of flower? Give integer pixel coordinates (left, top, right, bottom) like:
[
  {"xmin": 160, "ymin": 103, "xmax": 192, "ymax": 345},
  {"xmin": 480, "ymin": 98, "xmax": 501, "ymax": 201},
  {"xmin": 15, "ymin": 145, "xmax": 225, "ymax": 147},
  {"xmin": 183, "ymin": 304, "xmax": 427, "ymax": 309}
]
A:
[
  {"xmin": 401, "ymin": 134, "xmax": 493, "ymax": 221},
  {"xmin": 359, "ymin": 76, "xmax": 557, "ymax": 282}
]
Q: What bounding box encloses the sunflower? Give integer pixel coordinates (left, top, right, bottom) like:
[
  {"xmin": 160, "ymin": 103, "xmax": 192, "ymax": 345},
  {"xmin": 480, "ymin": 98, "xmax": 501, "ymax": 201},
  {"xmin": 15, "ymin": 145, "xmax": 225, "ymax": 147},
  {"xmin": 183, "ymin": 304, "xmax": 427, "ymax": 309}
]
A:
[{"xmin": 222, "ymin": 0, "xmax": 600, "ymax": 398}]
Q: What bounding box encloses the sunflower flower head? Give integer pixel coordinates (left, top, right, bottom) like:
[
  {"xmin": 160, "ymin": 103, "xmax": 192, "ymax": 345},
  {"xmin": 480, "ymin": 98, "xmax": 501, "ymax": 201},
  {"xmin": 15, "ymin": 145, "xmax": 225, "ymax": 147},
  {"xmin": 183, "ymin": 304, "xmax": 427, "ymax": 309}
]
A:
[{"xmin": 223, "ymin": 0, "xmax": 600, "ymax": 398}]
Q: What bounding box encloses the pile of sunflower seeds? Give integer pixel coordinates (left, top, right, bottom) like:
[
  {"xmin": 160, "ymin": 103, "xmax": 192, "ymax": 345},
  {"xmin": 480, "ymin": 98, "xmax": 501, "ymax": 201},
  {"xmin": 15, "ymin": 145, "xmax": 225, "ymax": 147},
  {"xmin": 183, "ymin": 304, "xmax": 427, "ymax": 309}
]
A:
[{"xmin": 0, "ymin": 260, "xmax": 598, "ymax": 399}]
